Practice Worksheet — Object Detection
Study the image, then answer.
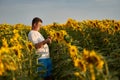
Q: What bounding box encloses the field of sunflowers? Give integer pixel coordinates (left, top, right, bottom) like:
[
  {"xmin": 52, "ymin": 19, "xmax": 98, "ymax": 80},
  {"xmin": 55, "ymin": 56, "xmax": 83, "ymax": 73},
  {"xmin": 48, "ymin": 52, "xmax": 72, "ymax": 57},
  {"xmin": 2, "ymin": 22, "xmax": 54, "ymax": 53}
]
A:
[{"xmin": 0, "ymin": 18, "xmax": 120, "ymax": 80}]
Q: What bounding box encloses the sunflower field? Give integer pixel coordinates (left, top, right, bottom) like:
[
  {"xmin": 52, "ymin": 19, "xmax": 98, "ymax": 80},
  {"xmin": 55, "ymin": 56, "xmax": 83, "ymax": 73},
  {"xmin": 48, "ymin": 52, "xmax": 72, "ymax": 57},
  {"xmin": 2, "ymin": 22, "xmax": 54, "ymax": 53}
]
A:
[{"xmin": 0, "ymin": 18, "xmax": 120, "ymax": 80}]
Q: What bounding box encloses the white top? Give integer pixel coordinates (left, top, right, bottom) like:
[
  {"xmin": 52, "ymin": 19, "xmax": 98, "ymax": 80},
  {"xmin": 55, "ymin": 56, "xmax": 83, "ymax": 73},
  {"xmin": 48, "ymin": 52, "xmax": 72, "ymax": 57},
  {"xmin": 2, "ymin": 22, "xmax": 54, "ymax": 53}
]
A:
[{"xmin": 28, "ymin": 30, "xmax": 50, "ymax": 59}]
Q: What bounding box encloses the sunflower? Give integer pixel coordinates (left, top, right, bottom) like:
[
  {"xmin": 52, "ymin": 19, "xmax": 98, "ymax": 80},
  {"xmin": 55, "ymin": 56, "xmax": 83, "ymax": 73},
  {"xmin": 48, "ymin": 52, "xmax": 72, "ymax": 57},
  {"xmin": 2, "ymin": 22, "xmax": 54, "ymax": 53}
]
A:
[
  {"xmin": 60, "ymin": 30, "xmax": 67, "ymax": 36},
  {"xmin": 69, "ymin": 45, "xmax": 78, "ymax": 59},
  {"xmin": 56, "ymin": 32, "xmax": 61, "ymax": 38},
  {"xmin": 83, "ymin": 49, "xmax": 104, "ymax": 70},
  {"xmin": 49, "ymin": 30, "xmax": 55, "ymax": 39},
  {"xmin": 74, "ymin": 58, "xmax": 86, "ymax": 72},
  {"xmin": 27, "ymin": 42, "xmax": 34, "ymax": 51},
  {"xmin": 11, "ymin": 46, "xmax": 22, "ymax": 58},
  {"xmin": 13, "ymin": 29, "xmax": 18, "ymax": 34},
  {"xmin": 2, "ymin": 38, "xmax": 8, "ymax": 48},
  {"xmin": 52, "ymin": 31, "xmax": 61, "ymax": 42},
  {"xmin": 83, "ymin": 49, "xmax": 89, "ymax": 59},
  {"xmin": 14, "ymin": 33, "xmax": 20, "ymax": 40},
  {"xmin": 87, "ymin": 51, "xmax": 100, "ymax": 65},
  {"xmin": 96, "ymin": 60, "xmax": 104, "ymax": 70},
  {"xmin": 103, "ymin": 38, "xmax": 109, "ymax": 44},
  {"xmin": 0, "ymin": 47, "xmax": 9, "ymax": 54},
  {"xmin": 0, "ymin": 61, "xmax": 5, "ymax": 75}
]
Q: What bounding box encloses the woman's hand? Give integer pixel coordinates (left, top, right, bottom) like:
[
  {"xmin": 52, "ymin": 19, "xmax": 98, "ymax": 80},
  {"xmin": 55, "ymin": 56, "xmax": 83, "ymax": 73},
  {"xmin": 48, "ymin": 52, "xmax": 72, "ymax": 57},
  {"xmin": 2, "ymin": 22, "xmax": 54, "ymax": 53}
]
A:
[{"xmin": 46, "ymin": 36, "xmax": 52, "ymax": 44}]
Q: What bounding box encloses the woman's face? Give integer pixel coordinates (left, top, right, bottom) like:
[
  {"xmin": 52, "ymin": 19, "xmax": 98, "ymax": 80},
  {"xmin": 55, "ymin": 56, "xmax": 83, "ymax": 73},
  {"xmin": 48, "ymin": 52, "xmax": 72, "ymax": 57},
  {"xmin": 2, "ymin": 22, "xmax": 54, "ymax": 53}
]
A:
[{"xmin": 34, "ymin": 22, "xmax": 42, "ymax": 31}]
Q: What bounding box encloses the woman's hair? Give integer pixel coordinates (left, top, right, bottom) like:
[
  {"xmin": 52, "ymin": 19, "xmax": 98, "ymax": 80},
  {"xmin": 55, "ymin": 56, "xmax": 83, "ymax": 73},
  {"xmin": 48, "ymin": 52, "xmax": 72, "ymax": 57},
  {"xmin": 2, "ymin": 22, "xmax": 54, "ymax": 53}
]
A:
[{"xmin": 32, "ymin": 17, "xmax": 43, "ymax": 27}]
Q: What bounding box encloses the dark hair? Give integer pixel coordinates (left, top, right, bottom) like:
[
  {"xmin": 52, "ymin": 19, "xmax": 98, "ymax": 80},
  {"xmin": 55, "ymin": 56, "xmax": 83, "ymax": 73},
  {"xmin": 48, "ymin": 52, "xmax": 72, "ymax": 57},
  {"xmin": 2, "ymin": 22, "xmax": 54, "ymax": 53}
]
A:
[{"xmin": 32, "ymin": 17, "xmax": 43, "ymax": 27}]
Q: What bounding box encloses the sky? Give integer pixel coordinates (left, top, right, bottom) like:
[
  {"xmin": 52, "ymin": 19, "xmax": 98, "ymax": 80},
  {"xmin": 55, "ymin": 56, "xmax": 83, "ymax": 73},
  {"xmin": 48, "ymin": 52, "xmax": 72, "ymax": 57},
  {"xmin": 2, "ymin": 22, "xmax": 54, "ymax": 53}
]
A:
[{"xmin": 0, "ymin": 0, "xmax": 120, "ymax": 25}]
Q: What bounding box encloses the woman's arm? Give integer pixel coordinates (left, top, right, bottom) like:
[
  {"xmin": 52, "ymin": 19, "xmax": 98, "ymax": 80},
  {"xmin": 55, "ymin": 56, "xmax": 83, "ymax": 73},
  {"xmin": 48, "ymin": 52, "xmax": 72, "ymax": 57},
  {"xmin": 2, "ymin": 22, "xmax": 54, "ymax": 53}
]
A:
[{"xmin": 35, "ymin": 38, "xmax": 51, "ymax": 49}]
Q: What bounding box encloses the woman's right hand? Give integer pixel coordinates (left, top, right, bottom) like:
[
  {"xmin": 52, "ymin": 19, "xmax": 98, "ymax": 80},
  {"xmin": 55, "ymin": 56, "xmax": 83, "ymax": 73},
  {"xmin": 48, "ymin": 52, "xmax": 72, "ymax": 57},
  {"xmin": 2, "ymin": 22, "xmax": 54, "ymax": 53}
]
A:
[{"xmin": 46, "ymin": 37, "xmax": 52, "ymax": 44}]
